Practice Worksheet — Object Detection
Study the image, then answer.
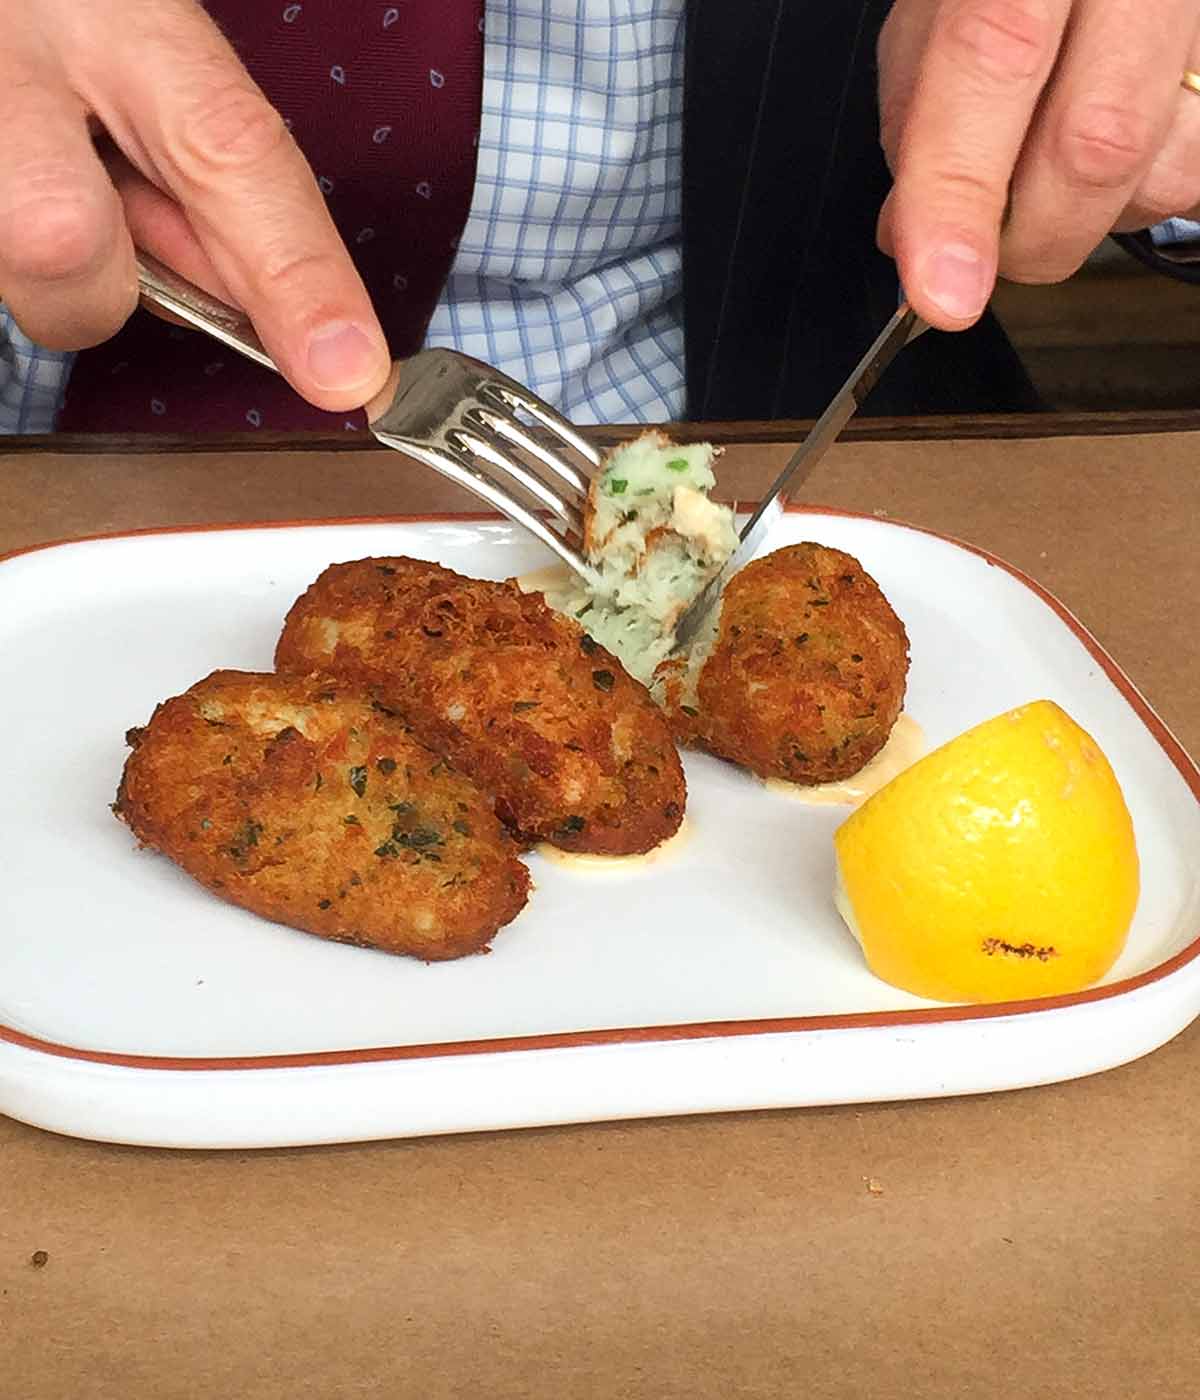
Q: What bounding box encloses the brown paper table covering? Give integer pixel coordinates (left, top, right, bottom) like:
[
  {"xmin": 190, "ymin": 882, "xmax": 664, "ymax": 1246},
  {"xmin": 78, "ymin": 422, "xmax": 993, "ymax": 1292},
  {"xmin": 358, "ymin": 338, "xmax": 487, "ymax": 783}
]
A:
[{"xmin": 2, "ymin": 415, "xmax": 1198, "ymax": 1400}]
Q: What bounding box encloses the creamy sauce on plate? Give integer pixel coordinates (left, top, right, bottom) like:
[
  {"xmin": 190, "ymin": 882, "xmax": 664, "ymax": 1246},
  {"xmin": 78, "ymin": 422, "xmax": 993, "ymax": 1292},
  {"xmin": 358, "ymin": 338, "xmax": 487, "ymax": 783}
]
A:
[
  {"xmin": 515, "ymin": 565, "xmax": 573, "ymax": 598},
  {"xmin": 765, "ymin": 714, "xmax": 927, "ymax": 807},
  {"xmin": 534, "ymin": 818, "xmax": 691, "ymax": 874}
]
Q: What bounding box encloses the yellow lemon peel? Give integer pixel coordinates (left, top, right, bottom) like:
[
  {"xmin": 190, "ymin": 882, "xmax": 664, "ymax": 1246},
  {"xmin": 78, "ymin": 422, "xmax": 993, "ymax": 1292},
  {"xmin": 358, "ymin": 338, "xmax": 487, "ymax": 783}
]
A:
[{"xmin": 833, "ymin": 700, "xmax": 1139, "ymax": 1004}]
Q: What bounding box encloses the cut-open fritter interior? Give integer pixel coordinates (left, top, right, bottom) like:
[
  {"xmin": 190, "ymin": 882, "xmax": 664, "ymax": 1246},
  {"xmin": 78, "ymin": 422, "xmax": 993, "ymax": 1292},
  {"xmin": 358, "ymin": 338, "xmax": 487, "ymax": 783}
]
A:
[
  {"xmin": 547, "ymin": 430, "xmax": 738, "ymax": 684},
  {"xmin": 275, "ymin": 557, "xmax": 687, "ymax": 855},
  {"xmin": 115, "ymin": 670, "xmax": 531, "ymax": 960},
  {"xmin": 658, "ymin": 542, "xmax": 910, "ymax": 784}
]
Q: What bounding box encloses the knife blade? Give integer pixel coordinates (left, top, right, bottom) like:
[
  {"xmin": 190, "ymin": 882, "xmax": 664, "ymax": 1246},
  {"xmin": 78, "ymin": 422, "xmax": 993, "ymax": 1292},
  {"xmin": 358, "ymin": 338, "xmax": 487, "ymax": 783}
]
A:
[{"xmin": 671, "ymin": 301, "xmax": 927, "ymax": 653}]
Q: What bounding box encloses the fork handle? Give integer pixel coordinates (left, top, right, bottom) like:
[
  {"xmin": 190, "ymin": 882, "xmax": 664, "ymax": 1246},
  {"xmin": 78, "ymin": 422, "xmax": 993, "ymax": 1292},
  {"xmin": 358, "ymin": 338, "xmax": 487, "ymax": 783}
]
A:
[{"xmin": 135, "ymin": 252, "xmax": 278, "ymax": 372}]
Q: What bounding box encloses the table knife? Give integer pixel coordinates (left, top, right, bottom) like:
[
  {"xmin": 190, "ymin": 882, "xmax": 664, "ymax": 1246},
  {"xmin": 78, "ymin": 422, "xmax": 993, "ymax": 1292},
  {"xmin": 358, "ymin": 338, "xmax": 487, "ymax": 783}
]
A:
[{"xmin": 671, "ymin": 301, "xmax": 927, "ymax": 652}]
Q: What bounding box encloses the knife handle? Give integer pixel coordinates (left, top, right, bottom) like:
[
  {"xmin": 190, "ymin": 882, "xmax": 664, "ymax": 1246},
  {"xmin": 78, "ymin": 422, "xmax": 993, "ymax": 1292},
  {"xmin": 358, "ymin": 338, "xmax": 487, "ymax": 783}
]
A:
[{"xmin": 135, "ymin": 252, "xmax": 278, "ymax": 373}]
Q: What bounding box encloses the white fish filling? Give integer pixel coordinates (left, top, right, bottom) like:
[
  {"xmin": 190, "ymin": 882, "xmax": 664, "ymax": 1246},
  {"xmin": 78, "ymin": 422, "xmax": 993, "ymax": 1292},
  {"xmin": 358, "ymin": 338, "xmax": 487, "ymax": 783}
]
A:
[{"xmin": 551, "ymin": 432, "xmax": 738, "ymax": 683}]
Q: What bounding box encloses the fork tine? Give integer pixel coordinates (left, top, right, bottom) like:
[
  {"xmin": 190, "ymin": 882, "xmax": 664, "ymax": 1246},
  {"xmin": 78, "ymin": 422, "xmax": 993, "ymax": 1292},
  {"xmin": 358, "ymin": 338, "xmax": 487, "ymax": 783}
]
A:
[
  {"xmin": 464, "ymin": 402, "xmax": 591, "ymax": 508},
  {"xmin": 373, "ymin": 432, "xmax": 592, "ymax": 577},
  {"xmin": 364, "ymin": 347, "xmax": 603, "ymax": 581},
  {"xmin": 448, "ymin": 426, "xmax": 585, "ymax": 535},
  {"xmin": 120, "ymin": 269, "xmax": 603, "ymax": 582},
  {"xmin": 484, "ymin": 380, "xmax": 604, "ymax": 470}
]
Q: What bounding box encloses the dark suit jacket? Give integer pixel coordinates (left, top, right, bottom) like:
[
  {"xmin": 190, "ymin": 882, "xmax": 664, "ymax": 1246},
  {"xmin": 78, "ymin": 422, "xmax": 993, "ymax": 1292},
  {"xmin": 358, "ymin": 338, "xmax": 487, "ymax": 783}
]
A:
[{"xmin": 681, "ymin": 0, "xmax": 1042, "ymax": 418}]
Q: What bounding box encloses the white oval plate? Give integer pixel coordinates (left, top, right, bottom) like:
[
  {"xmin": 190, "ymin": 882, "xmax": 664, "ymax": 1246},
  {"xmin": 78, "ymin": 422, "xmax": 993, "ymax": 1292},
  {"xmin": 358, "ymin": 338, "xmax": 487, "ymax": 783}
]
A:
[{"xmin": 1, "ymin": 511, "xmax": 1197, "ymax": 1148}]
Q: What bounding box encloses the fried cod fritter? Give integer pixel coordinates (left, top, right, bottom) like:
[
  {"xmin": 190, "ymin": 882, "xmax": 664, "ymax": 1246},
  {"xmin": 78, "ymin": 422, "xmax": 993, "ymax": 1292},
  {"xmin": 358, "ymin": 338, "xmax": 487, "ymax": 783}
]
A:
[
  {"xmin": 274, "ymin": 558, "xmax": 687, "ymax": 855},
  {"xmin": 658, "ymin": 543, "xmax": 910, "ymax": 785},
  {"xmin": 114, "ymin": 670, "xmax": 531, "ymax": 960}
]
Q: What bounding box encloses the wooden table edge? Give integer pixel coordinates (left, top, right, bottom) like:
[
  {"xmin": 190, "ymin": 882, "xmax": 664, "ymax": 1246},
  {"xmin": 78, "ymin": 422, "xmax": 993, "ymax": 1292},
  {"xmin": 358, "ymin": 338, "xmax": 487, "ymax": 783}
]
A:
[{"xmin": 4, "ymin": 408, "xmax": 1200, "ymax": 454}]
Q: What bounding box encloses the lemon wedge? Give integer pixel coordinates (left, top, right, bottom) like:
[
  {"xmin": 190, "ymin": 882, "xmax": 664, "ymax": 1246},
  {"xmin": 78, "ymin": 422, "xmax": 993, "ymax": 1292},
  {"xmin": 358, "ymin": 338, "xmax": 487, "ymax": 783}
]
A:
[{"xmin": 833, "ymin": 700, "xmax": 1139, "ymax": 1004}]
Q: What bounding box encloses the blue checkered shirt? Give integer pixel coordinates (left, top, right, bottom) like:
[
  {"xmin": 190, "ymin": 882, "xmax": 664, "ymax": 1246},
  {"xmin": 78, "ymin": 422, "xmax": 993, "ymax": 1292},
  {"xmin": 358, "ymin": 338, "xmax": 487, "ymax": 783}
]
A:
[
  {"xmin": 0, "ymin": 0, "xmax": 686, "ymax": 433},
  {"xmin": 3, "ymin": 2, "xmax": 1194, "ymax": 435}
]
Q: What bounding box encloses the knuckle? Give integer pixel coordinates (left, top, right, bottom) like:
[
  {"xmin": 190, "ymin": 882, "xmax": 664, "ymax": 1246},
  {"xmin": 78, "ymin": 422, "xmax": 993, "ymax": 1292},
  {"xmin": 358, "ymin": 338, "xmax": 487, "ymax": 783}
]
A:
[
  {"xmin": 0, "ymin": 184, "xmax": 107, "ymax": 284},
  {"xmin": 1000, "ymin": 239, "xmax": 1086, "ymax": 284},
  {"xmin": 942, "ymin": 0, "xmax": 1054, "ymax": 85},
  {"xmin": 249, "ymin": 247, "xmax": 343, "ymax": 311},
  {"xmin": 1132, "ymin": 159, "xmax": 1196, "ymax": 222},
  {"xmin": 913, "ymin": 164, "xmax": 1009, "ymax": 222},
  {"xmin": 172, "ymin": 82, "xmax": 288, "ymax": 182},
  {"xmin": 1058, "ymin": 101, "xmax": 1154, "ymax": 191}
]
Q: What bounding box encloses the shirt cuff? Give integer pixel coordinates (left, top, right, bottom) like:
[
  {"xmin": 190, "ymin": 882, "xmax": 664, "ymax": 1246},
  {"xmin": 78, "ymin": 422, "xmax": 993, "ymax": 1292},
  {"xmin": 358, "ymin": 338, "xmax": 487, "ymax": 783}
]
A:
[
  {"xmin": 1149, "ymin": 218, "xmax": 1200, "ymax": 247},
  {"xmin": 0, "ymin": 306, "xmax": 74, "ymax": 434}
]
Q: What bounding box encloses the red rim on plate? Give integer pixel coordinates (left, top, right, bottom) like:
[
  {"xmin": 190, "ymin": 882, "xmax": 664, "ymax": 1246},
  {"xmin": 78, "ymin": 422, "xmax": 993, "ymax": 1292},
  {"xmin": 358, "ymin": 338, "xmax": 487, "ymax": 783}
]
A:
[{"xmin": 3, "ymin": 507, "xmax": 1197, "ymax": 1073}]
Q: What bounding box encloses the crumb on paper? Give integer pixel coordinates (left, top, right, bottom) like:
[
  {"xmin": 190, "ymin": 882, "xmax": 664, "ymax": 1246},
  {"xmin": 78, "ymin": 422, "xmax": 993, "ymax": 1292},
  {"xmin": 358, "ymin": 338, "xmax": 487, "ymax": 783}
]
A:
[
  {"xmin": 30, "ymin": 1250, "xmax": 49, "ymax": 1269},
  {"xmin": 863, "ymin": 1176, "xmax": 884, "ymax": 1197}
]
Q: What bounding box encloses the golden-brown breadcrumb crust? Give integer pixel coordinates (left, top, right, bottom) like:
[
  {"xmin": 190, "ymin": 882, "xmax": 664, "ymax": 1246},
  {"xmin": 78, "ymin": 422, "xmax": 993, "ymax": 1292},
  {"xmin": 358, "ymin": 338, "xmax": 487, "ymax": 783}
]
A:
[
  {"xmin": 275, "ymin": 558, "xmax": 686, "ymax": 855},
  {"xmin": 660, "ymin": 543, "xmax": 910, "ymax": 784},
  {"xmin": 115, "ymin": 670, "xmax": 531, "ymax": 960}
]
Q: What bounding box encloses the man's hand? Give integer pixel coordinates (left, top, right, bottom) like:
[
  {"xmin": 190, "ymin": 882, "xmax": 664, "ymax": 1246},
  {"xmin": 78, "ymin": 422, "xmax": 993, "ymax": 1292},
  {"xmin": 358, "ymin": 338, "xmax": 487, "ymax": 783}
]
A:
[
  {"xmin": 0, "ymin": 0, "xmax": 390, "ymax": 410},
  {"xmin": 878, "ymin": 0, "xmax": 1200, "ymax": 329}
]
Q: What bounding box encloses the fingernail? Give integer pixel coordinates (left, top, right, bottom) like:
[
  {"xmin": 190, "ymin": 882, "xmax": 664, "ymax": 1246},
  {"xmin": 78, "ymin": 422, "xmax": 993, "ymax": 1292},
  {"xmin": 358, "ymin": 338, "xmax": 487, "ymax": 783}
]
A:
[
  {"xmin": 920, "ymin": 243, "xmax": 990, "ymax": 321},
  {"xmin": 306, "ymin": 321, "xmax": 381, "ymax": 390}
]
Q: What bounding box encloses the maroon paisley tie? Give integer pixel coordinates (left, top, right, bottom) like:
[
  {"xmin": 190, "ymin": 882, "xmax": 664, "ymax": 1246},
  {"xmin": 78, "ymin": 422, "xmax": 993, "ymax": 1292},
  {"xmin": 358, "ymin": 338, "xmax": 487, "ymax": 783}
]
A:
[{"xmin": 58, "ymin": 0, "xmax": 483, "ymax": 432}]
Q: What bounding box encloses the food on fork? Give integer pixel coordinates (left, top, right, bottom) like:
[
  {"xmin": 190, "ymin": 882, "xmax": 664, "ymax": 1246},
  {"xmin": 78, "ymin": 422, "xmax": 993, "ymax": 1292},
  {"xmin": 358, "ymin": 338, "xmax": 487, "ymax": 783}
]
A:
[
  {"xmin": 656, "ymin": 543, "xmax": 910, "ymax": 785},
  {"xmin": 549, "ymin": 430, "xmax": 739, "ymax": 684},
  {"xmin": 833, "ymin": 701, "xmax": 1139, "ymax": 1003},
  {"xmin": 114, "ymin": 671, "xmax": 531, "ymax": 961},
  {"xmin": 528, "ymin": 432, "xmax": 911, "ymax": 789},
  {"xmin": 275, "ymin": 558, "xmax": 687, "ymax": 855}
]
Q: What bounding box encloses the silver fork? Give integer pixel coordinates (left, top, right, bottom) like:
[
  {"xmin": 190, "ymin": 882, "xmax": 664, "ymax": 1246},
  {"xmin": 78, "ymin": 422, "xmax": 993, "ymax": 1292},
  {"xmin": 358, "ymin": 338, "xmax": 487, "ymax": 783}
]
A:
[
  {"xmin": 135, "ymin": 253, "xmax": 603, "ymax": 579},
  {"xmin": 137, "ymin": 255, "xmax": 925, "ymax": 614}
]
